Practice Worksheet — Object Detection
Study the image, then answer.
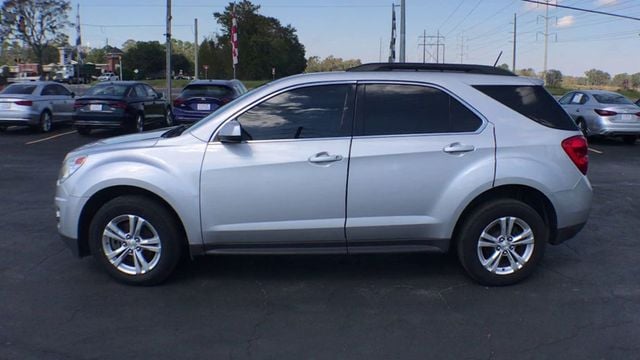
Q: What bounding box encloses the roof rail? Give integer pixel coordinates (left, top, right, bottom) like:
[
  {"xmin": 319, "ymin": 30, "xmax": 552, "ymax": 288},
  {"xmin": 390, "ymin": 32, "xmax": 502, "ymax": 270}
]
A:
[{"xmin": 346, "ymin": 63, "xmax": 516, "ymax": 76}]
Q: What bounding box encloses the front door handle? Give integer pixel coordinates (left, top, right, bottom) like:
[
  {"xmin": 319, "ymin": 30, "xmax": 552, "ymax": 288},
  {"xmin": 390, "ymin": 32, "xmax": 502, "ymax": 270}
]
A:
[
  {"xmin": 308, "ymin": 152, "xmax": 343, "ymax": 163},
  {"xmin": 443, "ymin": 143, "xmax": 475, "ymax": 154}
]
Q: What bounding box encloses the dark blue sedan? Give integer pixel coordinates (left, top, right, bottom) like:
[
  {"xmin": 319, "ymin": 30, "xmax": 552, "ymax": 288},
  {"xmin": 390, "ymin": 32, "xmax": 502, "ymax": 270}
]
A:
[{"xmin": 173, "ymin": 80, "xmax": 247, "ymax": 124}]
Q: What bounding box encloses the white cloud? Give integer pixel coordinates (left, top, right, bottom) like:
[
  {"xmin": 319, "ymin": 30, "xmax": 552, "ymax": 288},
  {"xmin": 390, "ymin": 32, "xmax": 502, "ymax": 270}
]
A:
[
  {"xmin": 595, "ymin": 0, "xmax": 617, "ymax": 6},
  {"xmin": 556, "ymin": 15, "xmax": 575, "ymax": 28}
]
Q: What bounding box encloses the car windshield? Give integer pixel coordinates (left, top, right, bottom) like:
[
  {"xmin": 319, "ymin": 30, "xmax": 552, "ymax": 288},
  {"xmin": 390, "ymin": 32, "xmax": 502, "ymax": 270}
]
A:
[
  {"xmin": 86, "ymin": 84, "xmax": 129, "ymax": 96},
  {"xmin": 2, "ymin": 84, "xmax": 37, "ymax": 95},
  {"xmin": 593, "ymin": 93, "xmax": 633, "ymax": 105},
  {"xmin": 181, "ymin": 85, "xmax": 233, "ymax": 99}
]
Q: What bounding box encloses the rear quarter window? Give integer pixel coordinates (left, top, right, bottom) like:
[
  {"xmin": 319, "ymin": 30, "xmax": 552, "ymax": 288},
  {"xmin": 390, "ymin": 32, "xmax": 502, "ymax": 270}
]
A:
[{"xmin": 473, "ymin": 85, "xmax": 577, "ymax": 131}]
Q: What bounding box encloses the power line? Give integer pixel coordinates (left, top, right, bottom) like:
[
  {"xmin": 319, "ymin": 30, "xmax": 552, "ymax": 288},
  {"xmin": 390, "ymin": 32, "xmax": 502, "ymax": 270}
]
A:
[{"xmin": 521, "ymin": 0, "xmax": 640, "ymax": 21}]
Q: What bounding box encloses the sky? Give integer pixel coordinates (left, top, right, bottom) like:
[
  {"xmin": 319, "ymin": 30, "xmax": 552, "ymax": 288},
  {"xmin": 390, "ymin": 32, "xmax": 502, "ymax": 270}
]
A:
[{"xmin": 69, "ymin": 0, "xmax": 640, "ymax": 77}]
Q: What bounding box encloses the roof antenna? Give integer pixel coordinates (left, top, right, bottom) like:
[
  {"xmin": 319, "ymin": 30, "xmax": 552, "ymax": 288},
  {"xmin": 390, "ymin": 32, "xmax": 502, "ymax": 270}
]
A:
[{"xmin": 493, "ymin": 51, "xmax": 503, "ymax": 67}]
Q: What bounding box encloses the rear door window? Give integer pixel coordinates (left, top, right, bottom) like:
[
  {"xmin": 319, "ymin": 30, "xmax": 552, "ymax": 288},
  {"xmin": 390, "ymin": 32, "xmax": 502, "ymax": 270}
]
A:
[
  {"xmin": 356, "ymin": 84, "xmax": 483, "ymax": 136},
  {"xmin": 473, "ymin": 85, "xmax": 577, "ymax": 130}
]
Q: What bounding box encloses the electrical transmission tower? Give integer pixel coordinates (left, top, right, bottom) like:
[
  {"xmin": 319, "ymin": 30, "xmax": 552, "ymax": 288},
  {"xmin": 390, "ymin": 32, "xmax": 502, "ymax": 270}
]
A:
[
  {"xmin": 425, "ymin": 31, "xmax": 446, "ymax": 63},
  {"xmin": 537, "ymin": 0, "xmax": 557, "ymax": 84}
]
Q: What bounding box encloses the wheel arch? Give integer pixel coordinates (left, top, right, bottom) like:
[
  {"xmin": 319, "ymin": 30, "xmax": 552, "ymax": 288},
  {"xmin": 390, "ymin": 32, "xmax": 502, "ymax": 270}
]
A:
[
  {"xmin": 451, "ymin": 184, "xmax": 558, "ymax": 251},
  {"xmin": 77, "ymin": 185, "xmax": 189, "ymax": 258}
]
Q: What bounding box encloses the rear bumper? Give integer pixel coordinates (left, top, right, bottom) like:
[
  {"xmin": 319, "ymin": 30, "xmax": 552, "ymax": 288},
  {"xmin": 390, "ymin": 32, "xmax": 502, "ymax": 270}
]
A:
[
  {"xmin": 551, "ymin": 222, "xmax": 586, "ymax": 245},
  {"xmin": 0, "ymin": 114, "xmax": 39, "ymax": 126},
  {"xmin": 173, "ymin": 108, "xmax": 213, "ymax": 123},
  {"xmin": 73, "ymin": 114, "xmax": 133, "ymax": 129},
  {"xmin": 590, "ymin": 117, "xmax": 640, "ymax": 136}
]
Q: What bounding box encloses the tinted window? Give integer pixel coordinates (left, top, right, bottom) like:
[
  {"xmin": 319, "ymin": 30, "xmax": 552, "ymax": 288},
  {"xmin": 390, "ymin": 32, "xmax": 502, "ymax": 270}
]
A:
[
  {"xmin": 558, "ymin": 93, "xmax": 573, "ymax": 105},
  {"xmin": 42, "ymin": 85, "xmax": 57, "ymax": 96},
  {"xmin": 182, "ymin": 85, "xmax": 233, "ymax": 99},
  {"xmin": 86, "ymin": 84, "xmax": 129, "ymax": 97},
  {"xmin": 593, "ymin": 93, "xmax": 633, "ymax": 105},
  {"xmin": 474, "ymin": 85, "xmax": 577, "ymax": 130},
  {"xmin": 358, "ymin": 84, "xmax": 482, "ymax": 136},
  {"xmin": 2, "ymin": 84, "xmax": 36, "ymax": 95},
  {"xmin": 237, "ymin": 85, "xmax": 354, "ymax": 140},
  {"xmin": 143, "ymin": 85, "xmax": 158, "ymax": 97},
  {"xmin": 135, "ymin": 85, "xmax": 149, "ymax": 98},
  {"xmin": 54, "ymin": 84, "xmax": 71, "ymax": 96}
]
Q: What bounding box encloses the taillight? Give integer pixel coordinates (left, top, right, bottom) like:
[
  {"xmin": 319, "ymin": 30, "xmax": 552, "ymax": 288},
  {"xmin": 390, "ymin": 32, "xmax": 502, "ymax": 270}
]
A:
[
  {"xmin": 562, "ymin": 136, "xmax": 589, "ymax": 175},
  {"xmin": 15, "ymin": 100, "xmax": 32, "ymax": 106},
  {"xmin": 73, "ymin": 101, "xmax": 85, "ymax": 109},
  {"xmin": 109, "ymin": 102, "xmax": 127, "ymax": 109},
  {"xmin": 636, "ymin": 112, "xmax": 640, "ymax": 117},
  {"xmin": 221, "ymin": 98, "xmax": 232, "ymax": 105},
  {"xmin": 173, "ymin": 98, "xmax": 184, "ymax": 107},
  {"xmin": 594, "ymin": 109, "xmax": 617, "ymax": 116}
]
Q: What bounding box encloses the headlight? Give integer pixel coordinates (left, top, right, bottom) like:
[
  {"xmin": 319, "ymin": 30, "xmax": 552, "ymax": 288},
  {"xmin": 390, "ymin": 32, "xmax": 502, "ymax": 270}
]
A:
[{"xmin": 58, "ymin": 155, "xmax": 87, "ymax": 184}]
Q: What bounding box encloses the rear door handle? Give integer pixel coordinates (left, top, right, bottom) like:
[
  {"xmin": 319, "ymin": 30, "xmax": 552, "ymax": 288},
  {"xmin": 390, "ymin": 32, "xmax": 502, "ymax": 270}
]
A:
[
  {"xmin": 443, "ymin": 143, "xmax": 475, "ymax": 154},
  {"xmin": 308, "ymin": 152, "xmax": 343, "ymax": 163}
]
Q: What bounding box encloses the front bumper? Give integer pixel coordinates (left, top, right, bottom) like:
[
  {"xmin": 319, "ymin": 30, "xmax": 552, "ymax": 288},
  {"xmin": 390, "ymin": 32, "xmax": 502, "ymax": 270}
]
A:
[{"xmin": 55, "ymin": 185, "xmax": 90, "ymax": 257}]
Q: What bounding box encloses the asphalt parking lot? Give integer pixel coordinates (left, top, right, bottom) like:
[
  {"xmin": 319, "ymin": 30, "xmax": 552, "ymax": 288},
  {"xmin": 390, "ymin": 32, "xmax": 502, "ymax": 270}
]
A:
[{"xmin": 1, "ymin": 125, "xmax": 639, "ymax": 359}]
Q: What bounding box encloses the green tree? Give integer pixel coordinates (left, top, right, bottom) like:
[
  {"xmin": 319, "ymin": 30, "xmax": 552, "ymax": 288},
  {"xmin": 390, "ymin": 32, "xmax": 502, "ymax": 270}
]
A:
[
  {"xmin": 198, "ymin": 37, "xmax": 227, "ymax": 79},
  {"xmin": 629, "ymin": 73, "xmax": 640, "ymax": 89},
  {"xmin": 305, "ymin": 55, "xmax": 361, "ymax": 72},
  {"xmin": 121, "ymin": 39, "xmax": 137, "ymax": 53},
  {"xmin": 85, "ymin": 47, "xmax": 106, "ymax": 64},
  {"xmin": 122, "ymin": 41, "xmax": 165, "ymax": 79},
  {"xmin": 517, "ymin": 68, "xmax": 536, "ymax": 77},
  {"xmin": 611, "ymin": 73, "xmax": 630, "ymax": 89},
  {"xmin": 213, "ymin": 0, "xmax": 306, "ymax": 79},
  {"xmin": 171, "ymin": 53, "xmax": 193, "ymax": 77},
  {"xmin": 585, "ymin": 69, "xmax": 610, "ymax": 86},
  {"xmin": 545, "ymin": 69, "xmax": 563, "ymax": 87},
  {"xmin": 0, "ymin": 0, "xmax": 71, "ymax": 64}
]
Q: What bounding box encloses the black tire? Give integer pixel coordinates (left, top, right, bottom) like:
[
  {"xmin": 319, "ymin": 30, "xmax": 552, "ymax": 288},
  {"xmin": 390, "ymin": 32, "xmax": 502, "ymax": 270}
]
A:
[
  {"xmin": 622, "ymin": 135, "xmax": 637, "ymax": 145},
  {"xmin": 77, "ymin": 127, "xmax": 91, "ymax": 135},
  {"xmin": 0, "ymin": 125, "xmax": 6, "ymax": 132},
  {"xmin": 576, "ymin": 119, "xmax": 589, "ymax": 138},
  {"xmin": 133, "ymin": 113, "xmax": 145, "ymax": 133},
  {"xmin": 165, "ymin": 107, "xmax": 174, "ymax": 127},
  {"xmin": 456, "ymin": 199, "xmax": 547, "ymax": 286},
  {"xmin": 39, "ymin": 111, "xmax": 53, "ymax": 133},
  {"xmin": 88, "ymin": 196, "xmax": 183, "ymax": 286}
]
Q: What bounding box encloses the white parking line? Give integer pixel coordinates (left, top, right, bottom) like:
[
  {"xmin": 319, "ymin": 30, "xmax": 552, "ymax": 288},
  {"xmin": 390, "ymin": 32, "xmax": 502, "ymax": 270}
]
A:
[
  {"xmin": 25, "ymin": 130, "xmax": 77, "ymax": 145},
  {"xmin": 588, "ymin": 147, "xmax": 603, "ymax": 154}
]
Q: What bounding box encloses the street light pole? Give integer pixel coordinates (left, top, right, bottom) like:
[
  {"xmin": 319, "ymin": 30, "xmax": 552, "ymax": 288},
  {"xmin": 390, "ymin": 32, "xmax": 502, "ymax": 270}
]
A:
[{"xmin": 166, "ymin": 0, "xmax": 172, "ymax": 101}]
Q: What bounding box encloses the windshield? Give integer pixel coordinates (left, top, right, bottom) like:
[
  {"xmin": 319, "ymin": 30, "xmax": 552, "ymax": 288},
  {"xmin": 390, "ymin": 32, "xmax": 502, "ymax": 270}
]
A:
[
  {"xmin": 2, "ymin": 84, "xmax": 37, "ymax": 95},
  {"xmin": 593, "ymin": 93, "xmax": 633, "ymax": 105},
  {"xmin": 180, "ymin": 85, "xmax": 233, "ymax": 99},
  {"xmin": 86, "ymin": 84, "xmax": 129, "ymax": 97}
]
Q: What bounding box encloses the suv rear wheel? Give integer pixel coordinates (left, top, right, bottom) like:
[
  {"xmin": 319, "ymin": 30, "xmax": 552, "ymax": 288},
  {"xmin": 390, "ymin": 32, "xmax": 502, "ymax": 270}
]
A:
[
  {"xmin": 622, "ymin": 135, "xmax": 637, "ymax": 145},
  {"xmin": 88, "ymin": 196, "xmax": 182, "ymax": 285},
  {"xmin": 456, "ymin": 199, "xmax": 547, "ymax": 286}
]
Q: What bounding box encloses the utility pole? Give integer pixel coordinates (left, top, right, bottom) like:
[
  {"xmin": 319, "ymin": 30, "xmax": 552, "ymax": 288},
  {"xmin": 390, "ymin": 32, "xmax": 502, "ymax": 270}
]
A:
[
  {"xmin": 537, "ymin": 0, "xmax": 556, "ymax": 84},
  {"xmin": 418, "ymin": 30, "xmax": 427, "ymax": 63},
  {"xmin": 399, "ymin": 0, "xmax": 406, "ymax": 62},
  {"xmin": 425, "ymin": 32, "xmax": 445, "ymax": 63},
  {"xmin": 512, "ymin": 13, "xmax": 517, "ymax": 72},
  {"xmin": 543, "ymin": 1, "xmax": 548, "ymax": 84},
  {"xmin": 166, "ymin": 0, "xmax": 172, "ymax": 102},
  {"xmin": 194, "ymin": 18, "xmax": 199, "ymax": 79},
  {"xmin": 457, "ymin": 34, "xmax": 467, "ymax": 64}
]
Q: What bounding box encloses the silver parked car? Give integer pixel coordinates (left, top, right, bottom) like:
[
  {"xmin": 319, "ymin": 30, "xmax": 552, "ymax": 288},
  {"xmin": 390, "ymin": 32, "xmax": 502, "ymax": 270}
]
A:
[
  {"xmin": 559, "ymin": 90, "xmax": 640, "ymax": 144},
  {"xmin": 55, "ymin": 63, "xmax": 592, "ymax": 286},
  {"xmin": 0, "ymin": 81, "xmax": 75, "ymax": 132}
]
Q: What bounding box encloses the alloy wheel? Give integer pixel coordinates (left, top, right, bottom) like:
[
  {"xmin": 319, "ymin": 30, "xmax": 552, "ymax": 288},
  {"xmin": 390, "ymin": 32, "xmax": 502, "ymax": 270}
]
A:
[
  {"xmin": 101, "ymin": 214, "xmax": 162, "ymax": 275},
  {"xmin": 476, "ymin": 216, "xmax": 535, "ymax": 275}
]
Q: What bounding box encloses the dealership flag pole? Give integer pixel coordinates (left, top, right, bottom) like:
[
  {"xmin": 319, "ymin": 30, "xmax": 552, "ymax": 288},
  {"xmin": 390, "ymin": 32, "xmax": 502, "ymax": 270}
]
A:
[
  {"xmin": 388, "ymin": 4, "xmax": 396, "ymax": 63},
  {"xmin": 231, "ymin": 3, "xmax": 238, "ymax": 79},
  {"xmin": 76, "ymin": 4, "xmax": 82, "ymax": 80}
]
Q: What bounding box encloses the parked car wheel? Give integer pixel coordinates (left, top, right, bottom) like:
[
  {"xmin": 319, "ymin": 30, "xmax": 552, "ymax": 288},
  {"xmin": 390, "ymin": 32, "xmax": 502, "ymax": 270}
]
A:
[
  {"xmin": 38, "ymin": 111, "xmax": 52, "ymax": 133},
  {"xmin": 0, "ymin": 125, "xmax": 7, "ymax": 132},
  {"xmin": 88, "ymin": 196, "xmax": 182, "ymax": 285},
  {"xmin": 165, "ymin": 107, "xmax": 174, "ymax": 126},
  {"xmin": 456, "ymin": 199, "xmax": 547, "ymax": 286},
  {"xmin": 576, "ymin": 119, "xmax": 589, "ymax": 137},
  {"xmin": 134, "ymin": 113, "xmax": 145, "ymax": 133},
  {"xmin": 622, "ymin": 135, "xmax": 637, "ymax": 145}
]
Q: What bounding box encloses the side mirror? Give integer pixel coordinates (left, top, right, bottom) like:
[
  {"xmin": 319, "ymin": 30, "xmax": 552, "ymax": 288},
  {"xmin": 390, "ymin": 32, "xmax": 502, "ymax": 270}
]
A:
[
  {"xmin": 70, "ymin": 92, "xmax": 75, "ymax": 98},
  {"xmin": 217, "ymin": 119, "xmax": 243, "ymax": 143}
]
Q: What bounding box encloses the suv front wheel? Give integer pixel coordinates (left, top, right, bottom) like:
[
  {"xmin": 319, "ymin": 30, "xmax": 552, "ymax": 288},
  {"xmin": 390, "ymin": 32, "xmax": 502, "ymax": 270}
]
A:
[
  {"xmin": 456, "ymin": 199, "xmax": 547, "ymax": 286},
  {"xmin": 88, "ymin": 196, "xmax": 182, "ymax": 285}
]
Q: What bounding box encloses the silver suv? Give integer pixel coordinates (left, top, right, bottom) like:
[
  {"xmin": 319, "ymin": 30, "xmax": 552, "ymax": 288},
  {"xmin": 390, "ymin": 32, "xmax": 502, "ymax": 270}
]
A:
[{"xmin": 55, "ymin": 63, "xmax": 592, "ymax": 286}]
